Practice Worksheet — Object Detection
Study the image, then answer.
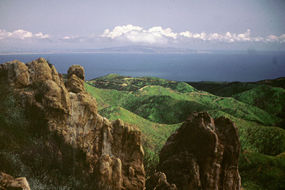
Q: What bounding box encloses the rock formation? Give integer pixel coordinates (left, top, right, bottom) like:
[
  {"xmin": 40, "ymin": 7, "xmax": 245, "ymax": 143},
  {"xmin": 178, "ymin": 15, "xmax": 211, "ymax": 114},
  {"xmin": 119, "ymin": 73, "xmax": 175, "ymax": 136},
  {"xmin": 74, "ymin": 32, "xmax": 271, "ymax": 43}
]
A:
[
  {"xmin": 158, "ymin": 112, "xmax": 241, "ymax": 190},
  {"xmin": 148, "ymin": 172, "xmax": 177, "ymax": 190},
  {"xmin": 0, "ymin": 58, "xmax": 145, "ymax": 190},
  {"xmin": 0, "ymin": 172, "xmax": 31, "ymax": 190}
]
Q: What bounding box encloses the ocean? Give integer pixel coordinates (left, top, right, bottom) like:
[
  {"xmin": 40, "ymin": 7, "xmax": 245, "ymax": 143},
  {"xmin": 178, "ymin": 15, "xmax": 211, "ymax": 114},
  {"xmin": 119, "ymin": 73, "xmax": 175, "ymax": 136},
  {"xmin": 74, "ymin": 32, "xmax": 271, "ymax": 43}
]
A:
[{"xmin": 0, "ymin": 53, "xmax": 285, "ymax": 82}]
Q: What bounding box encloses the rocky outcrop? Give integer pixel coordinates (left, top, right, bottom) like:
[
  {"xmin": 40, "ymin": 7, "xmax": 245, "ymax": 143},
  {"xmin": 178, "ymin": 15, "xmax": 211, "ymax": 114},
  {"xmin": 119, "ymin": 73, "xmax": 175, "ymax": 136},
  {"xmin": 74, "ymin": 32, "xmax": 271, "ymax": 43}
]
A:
[
  {"xmin": 158, "ymin": 112, "xmax": 241, "ymax": 190},
  {"xmin": 0, "ymin": 172, "xmax": 30, "ymax": 190},
  {"xmin": 0, "ymin": 58, "xmax": 145, "ymax": 190},
  {"xmin": 148, "ymin": 172, "xmax": 177, "ymax": 190}
]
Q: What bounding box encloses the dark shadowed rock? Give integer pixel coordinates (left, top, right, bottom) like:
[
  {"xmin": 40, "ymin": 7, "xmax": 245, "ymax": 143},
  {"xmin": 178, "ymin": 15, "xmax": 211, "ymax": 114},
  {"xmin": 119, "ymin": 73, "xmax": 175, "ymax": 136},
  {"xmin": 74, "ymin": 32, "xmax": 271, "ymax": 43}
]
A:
[
  {"xmin": 0, "ymin": 172, "xmax": 30, "ymax": 190},
  {"xmin": 148, "ymin": 172, "xmax": 177, "ymax": 190},
  {"xmin": 158, "ymin": 112, "xmax": 241, "ymax": 190},
  {"xmin": 0, "ymin": 58, "xmax": 145, "ymax": 190}
]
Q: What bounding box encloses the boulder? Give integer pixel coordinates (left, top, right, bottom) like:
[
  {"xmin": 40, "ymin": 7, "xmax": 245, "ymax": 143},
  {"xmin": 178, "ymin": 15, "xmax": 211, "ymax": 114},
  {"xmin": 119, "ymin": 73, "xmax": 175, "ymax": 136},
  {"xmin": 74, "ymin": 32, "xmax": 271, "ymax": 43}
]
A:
[{"xmin": 158, "ymin": 112, "xmax": 241, "ymax": 190}]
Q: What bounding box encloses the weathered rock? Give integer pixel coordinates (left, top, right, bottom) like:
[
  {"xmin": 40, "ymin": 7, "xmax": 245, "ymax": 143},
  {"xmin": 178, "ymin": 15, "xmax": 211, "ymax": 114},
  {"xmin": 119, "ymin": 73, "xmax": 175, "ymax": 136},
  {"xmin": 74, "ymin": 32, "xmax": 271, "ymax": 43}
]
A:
[
  {"xmin": 158, "ymin": 112, "xmax": 241, "ymax": 190},
  {"xmin": 67, "ymin": 64, "xmax": 85, "ymax": 80},
  {"xmin": 148, "ymin": 172, "xmax": 177, "ymax": 190},
  {"xmin": 0, "ymin": 172, "xmax": 30, "ymax": 190},
  {"xmin": 0, "ymin": 60, "xmax": 30, "ymax": 87},
  {"xmin": 65, "ymin": 73, "xmax": 85, "ymax": 93},
  {"xmin": 65, "ymin": 65, "xmax": 85, "ymax": 93},
  {"xmin": 0, "ymin": 58, "xmax": 145, "ymax": 190}
]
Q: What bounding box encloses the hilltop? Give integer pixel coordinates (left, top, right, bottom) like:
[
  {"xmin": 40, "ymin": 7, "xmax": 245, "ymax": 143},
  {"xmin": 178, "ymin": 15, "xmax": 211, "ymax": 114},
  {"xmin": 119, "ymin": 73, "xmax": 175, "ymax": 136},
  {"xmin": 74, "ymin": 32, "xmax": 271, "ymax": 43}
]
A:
[{"xmin": 188, "ymin": 77, "xmax": 285, "ymax": 97}]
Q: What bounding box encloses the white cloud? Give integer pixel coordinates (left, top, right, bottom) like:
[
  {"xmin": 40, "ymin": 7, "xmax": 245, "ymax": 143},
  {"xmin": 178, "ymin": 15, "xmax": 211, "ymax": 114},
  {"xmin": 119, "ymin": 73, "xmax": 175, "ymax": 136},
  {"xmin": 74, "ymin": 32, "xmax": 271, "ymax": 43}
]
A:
[
  {"xmin": 179, "ymin": 29, "xmax": 252, "ymax": 42},
  {"xmin": 148, "ymin": 26, "xmax": 177, "ymax": 39},
  {"xmin": 180, "ymin": 31, "xmax": 192, "ymax": 38},
  {"xmin": 35, "ymin": 32, "xmax": 50, "ymax": 39},
  {"xmin": 0, "ymin": 29, "xmax": 50, "ymax": 40},
  {"xmin": 11, "ymin": 29, "xmax": 33, "ymax": 39},
  {"xmin": 1, "ymin": 26, "xmax": 284, "ymax": 46},
  {"xmin": 101, "ymin": 25, "xmax": 285, "ymax": 44},
  {"xmin": 101, "ymin": 24, "xmax": 177, "ymax": 44},
  {"xmin": 179, "ymin": 29, "xmax": 285, "ymax": 43},
  {"xmin": 102, "ymin": 25, "xmax": 143, "ymax": 39}
]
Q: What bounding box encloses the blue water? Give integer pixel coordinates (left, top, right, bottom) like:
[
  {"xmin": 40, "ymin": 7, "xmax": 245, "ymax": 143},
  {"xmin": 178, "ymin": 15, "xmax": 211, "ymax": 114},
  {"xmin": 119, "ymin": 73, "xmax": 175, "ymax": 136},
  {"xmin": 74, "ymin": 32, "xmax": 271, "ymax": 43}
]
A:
[{"xmin": 0, "ymin": 53, "xmax": 285, "ymax": 82}]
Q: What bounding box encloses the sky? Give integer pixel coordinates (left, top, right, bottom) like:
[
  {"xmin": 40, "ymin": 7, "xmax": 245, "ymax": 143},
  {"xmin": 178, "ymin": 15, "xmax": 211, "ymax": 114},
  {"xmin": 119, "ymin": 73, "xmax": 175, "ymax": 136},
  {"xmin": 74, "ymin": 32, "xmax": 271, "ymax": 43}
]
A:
[{"xmin": 0, "ymin": 0, "xmax": 285, "ymax": 52}]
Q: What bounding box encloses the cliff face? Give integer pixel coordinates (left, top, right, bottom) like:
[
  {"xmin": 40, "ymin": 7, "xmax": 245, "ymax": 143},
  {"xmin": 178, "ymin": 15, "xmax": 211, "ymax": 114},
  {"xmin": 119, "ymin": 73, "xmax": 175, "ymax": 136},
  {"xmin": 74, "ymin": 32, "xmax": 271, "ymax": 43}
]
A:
[
  {"xmin": 157, "ymin": 112, "xmax": 241, "ymax": 190},
  {"xmin": 0, "ymin": 58, "xmax": 145, "ymax": 190}
]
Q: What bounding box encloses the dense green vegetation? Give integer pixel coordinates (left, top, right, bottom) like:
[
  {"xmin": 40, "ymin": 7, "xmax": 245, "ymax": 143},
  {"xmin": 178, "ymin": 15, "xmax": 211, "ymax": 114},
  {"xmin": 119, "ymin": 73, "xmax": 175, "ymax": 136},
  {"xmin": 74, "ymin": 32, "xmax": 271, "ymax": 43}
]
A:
[
  {"xmin": 188, "ymin": 81, "xmax": 258, "ymax": 97},
  {"xmin": 239, "ymin": 152, "xmax": 285, "ymax": 190},
  {"xmin": 86, "ymin": 74, "xmax": 285, "ymax": 190},
  {"xmin": 188, "ymin": 77, "xmax": 285, "ymax": 97},
  {"xmin": 233, "ymin": 85, "xmax": 285, "ymax": 117}
]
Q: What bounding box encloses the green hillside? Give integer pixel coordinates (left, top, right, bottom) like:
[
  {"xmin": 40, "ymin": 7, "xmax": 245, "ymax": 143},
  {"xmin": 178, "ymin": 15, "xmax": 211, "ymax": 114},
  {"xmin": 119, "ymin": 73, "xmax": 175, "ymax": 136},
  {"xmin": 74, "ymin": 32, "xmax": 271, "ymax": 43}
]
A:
[
  {"xmin": 86, "ymin": 74, "xmax": 285, "ymax": 190},
  {"xmin": 98, "ymin": 105, "xmax": 180, "ymax": 151},
  {"xmin": 86, "ymin": 80, "xmax": 279, "ymax": 126},
  {"xmin": 89, "ymin": 74, "xmax": 196, "ymax": 93},
  {"xmin": 188, "ymin": 81, "xmax": 258, "ymax": 97},
  {"xmin": 239, "ymin": 152, "xmax": 285, "ymax": 190},
  {"xmin": 233, "ymin": 85, "xmax": 285, "ymax": 117},
  {"xmin": 188, "ymin": 77, "xmax": 285, "ymax": 97}
]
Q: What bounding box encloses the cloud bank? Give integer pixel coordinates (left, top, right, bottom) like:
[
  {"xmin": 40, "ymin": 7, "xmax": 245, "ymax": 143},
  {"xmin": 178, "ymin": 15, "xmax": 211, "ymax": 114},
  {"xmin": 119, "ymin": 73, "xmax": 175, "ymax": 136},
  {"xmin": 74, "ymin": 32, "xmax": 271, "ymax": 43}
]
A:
[
  {"xmin": 0, "ymin": 29, "xmax": 50, "ymax": 40},
  {"xmin": 101, "ymin": 25, "xmax": 177, "ymax": 44},
  {"xmin": 102, "ymin": 25, "xmax": 285, "ymax": 44},
  {"xmin": 0, "ymin": 24, "xmax": 285, "ymax": 46}
]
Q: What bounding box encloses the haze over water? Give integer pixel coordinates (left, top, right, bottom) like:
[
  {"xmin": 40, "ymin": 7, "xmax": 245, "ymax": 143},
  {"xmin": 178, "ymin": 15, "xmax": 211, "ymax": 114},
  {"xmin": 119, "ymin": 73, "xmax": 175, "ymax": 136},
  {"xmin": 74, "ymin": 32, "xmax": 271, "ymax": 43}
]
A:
[{"xmin": 1, "ymin": 53, "xmax": 284, "ymax": 82}]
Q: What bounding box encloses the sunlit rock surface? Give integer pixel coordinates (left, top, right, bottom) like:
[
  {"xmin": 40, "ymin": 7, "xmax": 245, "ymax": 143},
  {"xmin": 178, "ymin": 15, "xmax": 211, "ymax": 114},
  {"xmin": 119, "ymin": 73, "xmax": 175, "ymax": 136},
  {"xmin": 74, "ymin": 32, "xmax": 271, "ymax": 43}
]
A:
[{"xmin": 0, "ymin": 172, "xmax": 31, "ymax": 190}]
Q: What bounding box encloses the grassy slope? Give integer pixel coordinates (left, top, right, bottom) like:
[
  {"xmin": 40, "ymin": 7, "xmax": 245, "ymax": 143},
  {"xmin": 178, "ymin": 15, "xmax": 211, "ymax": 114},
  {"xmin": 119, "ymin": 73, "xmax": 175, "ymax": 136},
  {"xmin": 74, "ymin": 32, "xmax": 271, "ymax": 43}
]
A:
[
  {"xmin": 136, "ymin": 85, "xmax": 279, "ymax": 125},
  {"xmin": 239, "ymin": 152, "xmax": 285, "ymax": 190},
  {"xmin": 233, "ymin": 85, "xmax": 285, "ymax": 116},
  {"xmin": 188, "ymin": 81, "xmax": 258, "ymax": 97},
  {"xmin": 85, "ymin": 77, "xmax": 285, "ymax": 155},
  {"xmin": 99, "ymin": 106, "xmax": 180, "ymax": 151},
  {"xmin": 188, "ymin": 77, "xmax": 285, "ymax": 97},
  {"xmin": 86, "ymin": 81, "xmax": 279, "ymax": 126},
  {"xmin": 86, "ymin": 75, "xmax": 285, "ymax": 190},
  {"xmin": 208, "ymin": 110, "xmax": 285, "ymax": 155}
]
